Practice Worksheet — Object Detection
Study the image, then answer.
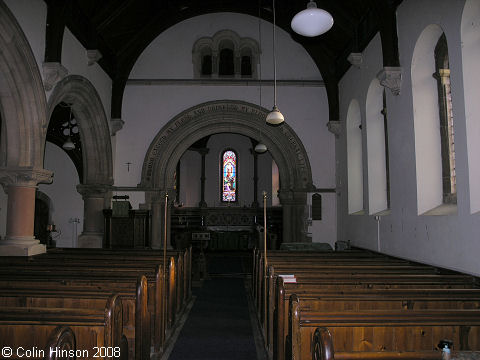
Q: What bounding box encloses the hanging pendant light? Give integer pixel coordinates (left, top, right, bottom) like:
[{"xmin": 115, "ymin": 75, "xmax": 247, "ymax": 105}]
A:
[
  {"xmin": 266, "ymin": 0, "xmax": 284, "ymax": 125},
  {"xmin": 62, "ymin": 106, "xmax": 75, "ymax": 151},
  {"xmin": 255, "ymin": 142, "xmax": 268, "ymax": 153},
  {"xmin": 291, "ymin": 1, "xmax": 334, "ymax": 37},
  {"xmin": 62, "ymin": 136, "xmax": 75, "ymax": 151}
]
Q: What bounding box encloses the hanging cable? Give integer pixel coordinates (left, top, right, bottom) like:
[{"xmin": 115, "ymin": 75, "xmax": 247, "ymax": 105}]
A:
[{"xmin": 272, "ymin": 0, "xmax": 277, "ymax": 107}]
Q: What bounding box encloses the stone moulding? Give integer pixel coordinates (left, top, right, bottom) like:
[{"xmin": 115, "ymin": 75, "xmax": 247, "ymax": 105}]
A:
[
  {"xmin": 327, "ymin": 120, "xmax": 342, "ymax": 138},
  {"xmin": 86, "ymin": 49, "xmax": 102, "ymax": 66},
  {"xmin": 110, "ymin": 118, "xmax": 125, "ymax": 136},
  {"xmin": 347, "ymin": 53, "xmax": 363, "ymax": 68},
  {"xmin": 43, "ymin": 62, "xmax": 68, "ymax": 91},
  {"xmin": 377, "ymin": 66, "xmax": 403, "ymax": 95}
]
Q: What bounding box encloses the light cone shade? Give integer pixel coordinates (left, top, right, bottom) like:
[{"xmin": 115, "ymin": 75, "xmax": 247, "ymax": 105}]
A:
[
  {"xmin": 255, "ymin": 143, "xmax": 268, "ymax": 153},
  {"xmin": 291, "ymin": 2, "xmax": 334, "ymax": 37},
  {"xmin": 62, "ymin": 137, "xmax": 75, "ymax": 150},
  {"xmin": 266, "ymin": 106, "xmax": 284, "ymax": 125}
]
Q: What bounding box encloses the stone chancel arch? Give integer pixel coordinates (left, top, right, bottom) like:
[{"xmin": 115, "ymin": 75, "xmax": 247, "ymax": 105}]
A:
[
  {"xmin": 47, "ymin": 75, "xmax": 113, "ymax": 248},
  {"xmin": 140, "ymin": 100, "xmax": 314, "ymax": 247}
]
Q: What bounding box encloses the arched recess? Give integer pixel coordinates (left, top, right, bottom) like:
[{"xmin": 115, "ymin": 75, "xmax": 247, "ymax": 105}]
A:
[
  {"xmin": 140, "ymin": 100, "xmax": 314, "ymax": 246},
  {"xmin": 47, "ymin": 75, "xmax": 113, "ymax": 186},
  {"xmin": 461, "ymin": 0, "xmax": 480, "ymax": 213},
  {"xmin": 411, "ymin": 24, "xmax": 445, "ymax": 214},
  {"xmin": 346, "ymin": 99, "xmax": 364, "ymax": 214},
  {"xmin": 366, "ymin": 78, "xmax": 388, "ymax": 214},
  {"xmin": 0, "ymin": 1, "xmax": 47, "ymax": 168}
]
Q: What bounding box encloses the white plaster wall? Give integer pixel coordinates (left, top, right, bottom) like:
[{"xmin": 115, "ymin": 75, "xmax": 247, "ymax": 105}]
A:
[
  {"xmin": 39, "ymin": 142, "xmax": 84, "ymax": 248},
  {"xmin": 338, "ymin": 0, "xmax": 480, "ymax": 276},
  {"xmin": 3, "ymin": 0, "xmax": 46, "ymax": 78},
  {"xmin": 411, "ymin": 24, "xmax": 444, "ymax": 214},
  {"xmin": 119, "ymin": 13, "xmax": 336, "ymax": 244},
  {"xmin": 177, "ymin": 134, "xmax": 274, "ymax": 208},
  {"xmin": 120, "ymin": 16, "xmax": 332, "ymax": 188},
  {"xmin": 308, "ymin": 192, "xmax": 337, "ymax": 247},
  {"xmin": 61, "ymin": 28, "xmax": 112, "ymax": 124},
  {"xmin": 130, "ymin": 13, "xmax": 322, "ymax": 81},
  {"xmin": 179, "ymin": 150, "xmax": 202, "ymax": 206},
  {"xmin": 461, "ymin": 0, "xmax": 480, "ymax": 214}
]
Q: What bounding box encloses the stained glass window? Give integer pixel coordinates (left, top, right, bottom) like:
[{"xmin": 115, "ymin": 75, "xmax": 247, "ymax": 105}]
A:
[{"xmin": 222, "ymin": 150, "xmax": 237, "ymax": 202}]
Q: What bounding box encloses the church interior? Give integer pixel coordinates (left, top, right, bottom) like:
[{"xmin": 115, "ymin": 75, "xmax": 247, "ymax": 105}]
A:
[{"xmin": 1, "ymin": 0, "xmax": 480, "ymax": 359}]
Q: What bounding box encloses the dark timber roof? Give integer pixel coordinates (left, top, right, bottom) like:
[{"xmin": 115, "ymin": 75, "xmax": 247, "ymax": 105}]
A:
[{"xmin": 44, "ymin": 0, "xmax": 403, "ymax": 120}]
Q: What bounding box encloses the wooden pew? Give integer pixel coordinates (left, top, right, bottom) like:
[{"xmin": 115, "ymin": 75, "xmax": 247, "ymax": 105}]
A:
[
  {"xmin": 270, "ymin": 274, "xmax": 479, "ymax": 360},
  {"xmin": 0, "ymin": 275, "xmax": 149, "ymax": 360},
  {"xmin": 5, "ymin": 247, "xmax": 192, "ymax": 312},
  {"xmin": 44, "ymin": 246, "xmax": 192, "ymax": 302},
  {"xmin": 0, "ymin": 326, "xmax": 78, "ymax": 360},
  {"xmin": 311, "ymin": 327, "xmax": 480, "ymax": 360},
  {"xmin": 0, "ymin": 256, "xmax": 175, "ymax": 355},
  {"xmin": 274, "ymin": 282, "xmax": 480, "ymax": 360},
  {"xmin": 260, "ymin": 257, "xmax": 478, "ymax": 360},
  {"xmin": 288, "ymin": 295, "xmax": 480, "ymax": 360},
  {"xmin": 252, "ymin": 248, "xmax": 400, "ymax": 303},
  {"xmin": 253, "ymin": 251, "xmax": 458, "ymax": 314},
  {"xmin": 0, "ymin": 294, "xmax": 125, "ymax": 360}
]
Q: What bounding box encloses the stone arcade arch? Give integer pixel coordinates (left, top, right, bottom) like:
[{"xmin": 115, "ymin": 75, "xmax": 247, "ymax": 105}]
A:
[
  {"xmin": 47, "ymin": 75, "xmax": 113, "ymax": 248},
  {"xmin": 140, "ymin": 100, "xmax": 314, "ymax": 247},
  {"xmin": 0, "ymin": 1, "xmax": 52, "ymax": 255}
]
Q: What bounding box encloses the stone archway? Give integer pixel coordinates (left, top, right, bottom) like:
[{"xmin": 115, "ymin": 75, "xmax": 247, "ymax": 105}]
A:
[
  {"xmin": 47, "ymin": 75, "xmax": 113, "ymax": 247},
  {"xmin": 0, "ymin": 1, "xmax": 47, "ymax": 169},
  {"xmin": 140, "ymin": 100, "xmax": 314, "ymax": 247},
  {"xmin": 0, "ymin": 1, "xmax": 52, "ymax": 255}
]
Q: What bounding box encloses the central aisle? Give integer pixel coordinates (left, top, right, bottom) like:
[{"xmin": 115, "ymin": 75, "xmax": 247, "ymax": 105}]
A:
[{"xmin": 167, "ymin": 253, "xmax": 261, "ymax": 360}]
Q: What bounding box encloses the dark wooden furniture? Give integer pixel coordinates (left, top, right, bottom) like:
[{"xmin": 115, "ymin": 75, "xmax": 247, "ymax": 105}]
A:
[{"xmin": 103, "ymin": 209, "xmax": 150, "ymax": 248}]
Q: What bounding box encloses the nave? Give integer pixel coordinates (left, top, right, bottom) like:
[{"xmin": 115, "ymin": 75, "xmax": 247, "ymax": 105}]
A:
[
  {"xmin": 166, "ymin": 253, "xmax": 263, "ymax": 360},
  {"xmin": 2, "ymin": 245, "xmax": 480, "ymax": 360}
]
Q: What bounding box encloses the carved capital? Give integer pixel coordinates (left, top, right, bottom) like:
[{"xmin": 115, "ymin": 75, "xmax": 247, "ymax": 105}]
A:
[
  {"xmin": 377, "ymin": 67, "xmax": 403, "ymax": 96},
  {"xmin": 42, "ymin": 62, "xmax": 68, "ymax": 91},
  {"xmin": 86, "ymin": 49, "xmax": 102, "ymax": 66},
  {"xmin": 0, "ymin": 167, "xmax": 53, "ymax": 189},
  {"xmin": 76, "ymin": 183, "xmax": 111, "ymax": 198},
  {"xmin": 327, "ymin": 120, "xmax": 342, "ymax": 138},
  {"xmin": 347, "ymin": 53, "xmax": 363, "ymax": 68},
  {"xmin": 110, "ymin": 118, "xmax": 125, "ymax": 136}
]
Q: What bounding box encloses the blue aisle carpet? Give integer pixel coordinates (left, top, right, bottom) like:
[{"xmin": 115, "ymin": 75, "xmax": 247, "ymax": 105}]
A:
[{"xmin": 168, "ymin": 255, "xmax": 257, "ymax": 360}]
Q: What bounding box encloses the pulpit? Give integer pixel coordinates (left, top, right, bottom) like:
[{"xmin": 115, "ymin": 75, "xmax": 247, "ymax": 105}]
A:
[{"xmin": 103, "ymin": 209, "xmax": 151, "ymax": 248}]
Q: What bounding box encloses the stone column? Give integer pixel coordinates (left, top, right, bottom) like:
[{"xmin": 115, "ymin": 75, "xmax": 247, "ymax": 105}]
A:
[
  {"xmin": 198, "ymin": 148, "xmax": 209, "ymax": 208},
  {"xmin": 0, "ymin": 168, "xmax": 53, "ymax": 256},
  {"xmin": 76, "ymin": 184, "xmax": 111, "ymax": 248},
  {"xmin": 278, "ymin": 190, "xmax": 308, "ymax": 244}
]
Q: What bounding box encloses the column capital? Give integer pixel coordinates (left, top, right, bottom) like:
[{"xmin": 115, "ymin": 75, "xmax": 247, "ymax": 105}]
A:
[
  {"xmin": 42, "ymin": 62, "xmax": 68, "ymax": 91},
  {"xmin": 0, "ymin": 167, "xmax": 53, "ymax": 189},
  {"xmin": 110, "ymin": 118, "xmax": 125, "ymax": 136},
  {"xmin": 377, "ymin": 66, "xmax": 403, "ymax": 96},
  {"xmin": 347, "ymin": 53, "xmax": 363, "ymax": 68},
  {"xmin": 327, "ymin": 120, "xmax": 342, "ymax": 138},
  {"xmin": 86, "ymin": 49, "xmax": 103, "ymax": 66},
  {"xmin": 76, "ymin": 183, "xmax": 111, "ymax": 198}
]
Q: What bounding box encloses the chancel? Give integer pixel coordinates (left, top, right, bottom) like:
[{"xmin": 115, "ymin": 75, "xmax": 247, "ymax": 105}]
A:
[{"xmin": 1, "ymin": 0, "xmax": 480, "ymax": 359}]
